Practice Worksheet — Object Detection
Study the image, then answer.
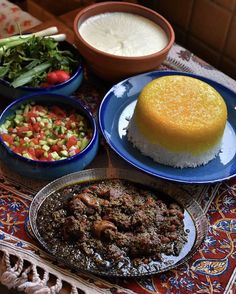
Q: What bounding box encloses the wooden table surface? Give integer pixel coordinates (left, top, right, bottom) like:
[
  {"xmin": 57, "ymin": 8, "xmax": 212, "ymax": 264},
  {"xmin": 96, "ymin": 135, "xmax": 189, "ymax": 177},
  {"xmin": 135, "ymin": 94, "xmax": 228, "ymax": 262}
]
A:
[{"xmin": 59, "ymin": 8, "xmax": 83, "ymax": 31}]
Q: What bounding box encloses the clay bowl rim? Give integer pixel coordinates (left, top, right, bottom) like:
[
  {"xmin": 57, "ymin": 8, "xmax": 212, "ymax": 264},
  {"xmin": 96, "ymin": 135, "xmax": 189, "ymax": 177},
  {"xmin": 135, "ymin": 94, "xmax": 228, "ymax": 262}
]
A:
[{"xmin": 73, "ymin": 1, "xmax": 175, "ymax": 61}]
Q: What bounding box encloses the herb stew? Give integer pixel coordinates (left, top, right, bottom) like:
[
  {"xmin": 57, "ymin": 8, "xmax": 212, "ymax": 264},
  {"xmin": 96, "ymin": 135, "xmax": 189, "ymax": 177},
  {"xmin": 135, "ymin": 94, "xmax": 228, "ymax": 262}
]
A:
[{"xmin": 36, "ymin": 179, "xmax": 191, "ymax": 276}]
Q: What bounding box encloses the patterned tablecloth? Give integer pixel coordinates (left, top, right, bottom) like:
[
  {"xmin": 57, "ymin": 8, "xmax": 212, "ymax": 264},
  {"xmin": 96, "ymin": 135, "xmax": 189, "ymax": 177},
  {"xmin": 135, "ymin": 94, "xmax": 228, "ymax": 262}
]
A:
[
  {"xmin": 0, "ymin": 0, "xmax": 41, "ymax": 38},
  {"xmin": 0, "ymin": 43, "xmax": 236, "ymax": 294}
]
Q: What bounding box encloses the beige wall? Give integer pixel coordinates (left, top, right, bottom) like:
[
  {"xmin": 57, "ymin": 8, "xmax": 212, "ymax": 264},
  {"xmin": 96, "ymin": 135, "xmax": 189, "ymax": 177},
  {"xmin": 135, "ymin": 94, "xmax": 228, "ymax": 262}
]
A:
[{"xmin": 140, "ymin": 0, "xmax": 236, "ymax": 80}]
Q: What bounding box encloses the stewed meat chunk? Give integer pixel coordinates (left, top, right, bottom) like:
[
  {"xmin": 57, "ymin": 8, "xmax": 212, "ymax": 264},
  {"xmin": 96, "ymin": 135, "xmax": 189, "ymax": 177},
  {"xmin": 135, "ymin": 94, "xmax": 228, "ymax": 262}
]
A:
[{"xmin": 37, "ymin": 179, "xmax": 188, "ymax": 274}]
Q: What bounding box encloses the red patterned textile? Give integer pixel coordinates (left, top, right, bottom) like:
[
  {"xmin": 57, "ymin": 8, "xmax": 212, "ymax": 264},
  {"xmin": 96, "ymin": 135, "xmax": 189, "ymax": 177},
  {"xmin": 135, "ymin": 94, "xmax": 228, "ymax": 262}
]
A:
[
  {"xmin": 0, "ymin": 0, "xmax": 41, "ymax": 38},
  {"xmin": 0, "ymin": 44, "xmax": 236, "ymax": 294}
]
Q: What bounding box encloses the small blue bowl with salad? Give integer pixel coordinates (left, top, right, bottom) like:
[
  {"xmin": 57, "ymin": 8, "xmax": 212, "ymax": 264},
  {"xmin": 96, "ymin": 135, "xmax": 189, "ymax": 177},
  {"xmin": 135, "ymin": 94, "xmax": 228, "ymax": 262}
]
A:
[
  {"xmin": 0, "ymin": 92, "xmax": 99, "ymax": 180},
  {"xmin": 0, "ymin": 27, "xmax": 83, "ymax": 100}
]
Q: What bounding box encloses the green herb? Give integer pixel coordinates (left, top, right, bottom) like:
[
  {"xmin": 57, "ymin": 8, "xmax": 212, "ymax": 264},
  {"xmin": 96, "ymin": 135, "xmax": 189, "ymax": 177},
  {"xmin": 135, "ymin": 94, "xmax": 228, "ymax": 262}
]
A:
[{"xmin": 0, "ymin": 28, "xmax": 79, "ymax": 88}]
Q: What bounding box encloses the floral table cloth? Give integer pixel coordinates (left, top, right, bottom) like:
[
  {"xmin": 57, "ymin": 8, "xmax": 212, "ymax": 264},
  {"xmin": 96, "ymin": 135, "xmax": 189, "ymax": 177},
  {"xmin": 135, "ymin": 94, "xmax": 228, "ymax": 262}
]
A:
[
  {"xmin": 0, "ymin": 0, "xmax": 41, "ymax": 38},
  {"xmin": 0, "ymin": 43, "xmax": 236, "ymax": 294}
]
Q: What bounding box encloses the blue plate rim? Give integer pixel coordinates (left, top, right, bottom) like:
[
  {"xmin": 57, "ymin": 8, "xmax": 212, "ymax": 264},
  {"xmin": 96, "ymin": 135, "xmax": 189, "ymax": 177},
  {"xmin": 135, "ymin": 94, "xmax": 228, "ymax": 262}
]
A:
[{"xmin": 98, "ymin": 70, "xmax": 236, "ymax": 184}]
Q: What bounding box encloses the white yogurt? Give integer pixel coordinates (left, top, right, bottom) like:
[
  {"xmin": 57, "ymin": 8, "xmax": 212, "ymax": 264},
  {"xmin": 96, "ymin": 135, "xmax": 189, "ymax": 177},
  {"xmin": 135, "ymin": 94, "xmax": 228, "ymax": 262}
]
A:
[{"xmin": 78, "ymin": 12, "xmax": 169, "ymax": 57}]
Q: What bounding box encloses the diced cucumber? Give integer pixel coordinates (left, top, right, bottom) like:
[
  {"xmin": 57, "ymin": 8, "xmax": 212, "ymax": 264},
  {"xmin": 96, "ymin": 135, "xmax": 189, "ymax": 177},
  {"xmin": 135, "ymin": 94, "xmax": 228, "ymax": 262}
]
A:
[
  {"xmin": 15, "ymin": 109, "xmax": 23, "ymax": 115},
  {"xmin": 42, "ymin": 145, "xmax": 50, "ymax": 151},
  {"xmin": 47, "ymin": 138, "xmax": 57, "ymax": 145},
  {"xmin": 4, "ymin": 120, "xmax": 12, "ymax": 128},
  {"xmin": 39, "ymin": 140, "xmax": 47, "ymax": 145},
  {"xmin": 80, "ymin": 132, "xmax": 85, "ymax": 138},
  {"xmin": 69, "ymin": 150, "xmax": 76, "ymax": 156},
  {"xmin": 60, "ymin": 150, "xmax": 68, "ymax": 157},
  {"xmin": 22, "ymin": 152, "xmax": 32, "ymax": 159},
  {"xmin": 51, "ymin": 151, "xmax": 60, "ymax": 160},
  {"xmin": 14, "ymin": 114, "xmax": 24, "ymax": 124},
  {"xmin": 44, "ymin": 130, "xmax": 50, "ymax": 136},
  {"xmin": 81, "ymin": 137, "xmax": 89, "ymax": 150},
  {"xmin": 23, "ymin": 104, "xmax": 30, "ymax": 114},
  {"xmin": 26, "ymin": 131, "xmax": 33, "ymax": 137}
]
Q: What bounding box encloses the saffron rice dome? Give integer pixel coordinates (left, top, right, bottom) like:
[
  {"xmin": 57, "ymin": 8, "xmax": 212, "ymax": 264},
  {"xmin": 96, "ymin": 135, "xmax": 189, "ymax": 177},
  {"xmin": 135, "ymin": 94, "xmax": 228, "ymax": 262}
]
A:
[{"xmin": 127, "ymin": 75, "xmax": 228, "ymax": 168}]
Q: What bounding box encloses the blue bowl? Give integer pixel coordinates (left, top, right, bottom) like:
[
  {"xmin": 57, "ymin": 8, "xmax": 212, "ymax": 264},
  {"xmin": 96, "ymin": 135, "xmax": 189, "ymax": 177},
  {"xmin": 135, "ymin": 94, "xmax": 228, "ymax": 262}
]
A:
[
  {"xmin": 0, "ymin": 93, "xmax": 99, "ymax": 180},
  {"xmin": 0, "ymin": 41, "xmax": 83, "ymax": 100}
]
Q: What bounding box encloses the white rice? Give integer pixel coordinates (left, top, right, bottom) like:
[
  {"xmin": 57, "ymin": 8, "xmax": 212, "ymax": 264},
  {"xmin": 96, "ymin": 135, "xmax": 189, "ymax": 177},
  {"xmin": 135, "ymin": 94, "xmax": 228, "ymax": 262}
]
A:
[{"xmin": 127, "ymin": 117, "xmax": 222, "ymax": 168}]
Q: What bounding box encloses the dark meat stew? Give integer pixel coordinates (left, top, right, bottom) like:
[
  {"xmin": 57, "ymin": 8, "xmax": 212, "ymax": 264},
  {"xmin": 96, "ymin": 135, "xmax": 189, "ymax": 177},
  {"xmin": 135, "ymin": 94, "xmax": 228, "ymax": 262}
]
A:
[{"xmin": 37, "ymin": 179, "xmax": 189, "ymax": 276}]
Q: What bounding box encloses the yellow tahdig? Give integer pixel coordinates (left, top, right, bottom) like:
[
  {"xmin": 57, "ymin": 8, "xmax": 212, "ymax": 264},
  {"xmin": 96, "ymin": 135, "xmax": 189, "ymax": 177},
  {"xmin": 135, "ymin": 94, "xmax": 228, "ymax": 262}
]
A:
[{"xmin": 133, "ymin": 75, "xmax": 227, "ymax": 155}]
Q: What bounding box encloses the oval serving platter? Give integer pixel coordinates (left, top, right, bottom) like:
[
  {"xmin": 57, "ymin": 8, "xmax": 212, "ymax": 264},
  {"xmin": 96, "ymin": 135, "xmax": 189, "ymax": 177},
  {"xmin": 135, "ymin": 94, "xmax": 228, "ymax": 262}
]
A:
[
  {"xmin": 29, "ymin": 168, "xmax": 208, "ymax": 277},
  {"xmin": 99, "ymin": 70, "xmax": 236, "ymax": 184}
]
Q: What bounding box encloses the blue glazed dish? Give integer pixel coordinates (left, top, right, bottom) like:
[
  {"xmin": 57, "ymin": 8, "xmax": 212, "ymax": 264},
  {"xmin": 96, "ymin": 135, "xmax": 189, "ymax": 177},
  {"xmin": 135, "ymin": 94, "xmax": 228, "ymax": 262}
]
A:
[
  {"xmin": 99, "ymin": 70, "xmax": 236, "ymax": 184},
  {"xmin": 0, "ymin": 93, "xmax": 99, "ymax": 180},
  {"xmin": 0, "ymin": 41, "xmax": 83, "ymax": 100}
]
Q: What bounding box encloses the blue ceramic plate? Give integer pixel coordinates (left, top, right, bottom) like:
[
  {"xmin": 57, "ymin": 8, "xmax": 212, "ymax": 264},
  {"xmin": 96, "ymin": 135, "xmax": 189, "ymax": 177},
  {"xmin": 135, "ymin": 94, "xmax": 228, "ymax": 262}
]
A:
[{"xmin": 99, "ymin": 70, "xmax": 236, "ymax": 184}]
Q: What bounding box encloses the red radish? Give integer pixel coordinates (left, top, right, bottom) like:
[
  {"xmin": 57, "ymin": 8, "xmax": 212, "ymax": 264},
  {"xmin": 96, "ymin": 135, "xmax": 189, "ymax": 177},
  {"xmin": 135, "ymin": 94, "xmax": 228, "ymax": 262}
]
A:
[
  {"xmin": 46, "ymin": 70, "xmax": 70, "ymax": 85},
  {"xmin": 47, "ymin": 71, "xmax": 58, "ymax": 84}
]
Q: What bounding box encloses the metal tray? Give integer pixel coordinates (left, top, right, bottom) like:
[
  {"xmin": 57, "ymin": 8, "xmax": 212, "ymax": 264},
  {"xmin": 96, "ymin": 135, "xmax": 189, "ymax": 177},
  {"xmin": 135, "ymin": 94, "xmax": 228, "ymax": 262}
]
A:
[{"xmin": 29, "ymin": 168, "xmax": 208, "ymax": 277}]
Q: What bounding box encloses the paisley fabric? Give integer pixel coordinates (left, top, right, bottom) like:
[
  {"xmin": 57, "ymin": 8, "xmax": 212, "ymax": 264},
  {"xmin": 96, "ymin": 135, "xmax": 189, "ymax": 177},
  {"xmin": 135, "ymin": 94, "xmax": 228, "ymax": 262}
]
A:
[
  {"xmin": 0, "ymin": 0, "xmax": 41, "ymax": 38},
  {"xmin": 0, "ymin": 43, "xmax": 236, "ymax": 294}
]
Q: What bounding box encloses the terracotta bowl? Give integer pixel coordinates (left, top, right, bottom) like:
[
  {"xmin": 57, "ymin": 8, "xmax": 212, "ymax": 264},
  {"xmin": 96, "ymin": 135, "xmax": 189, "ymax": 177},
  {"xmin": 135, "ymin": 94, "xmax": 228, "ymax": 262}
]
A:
[{"xmin": 73, "ymin": 1, "xmax": 175, "ymax": 81}]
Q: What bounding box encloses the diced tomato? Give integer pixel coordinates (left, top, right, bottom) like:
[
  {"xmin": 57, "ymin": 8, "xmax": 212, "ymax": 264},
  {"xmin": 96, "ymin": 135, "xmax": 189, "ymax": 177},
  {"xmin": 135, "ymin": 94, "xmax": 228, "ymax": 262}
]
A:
[
  {"xmin": 51, "ymin": 106, "xmax": 66, "ymax": 118},
  {"xmin": 47, "ymin": 153, "xmax": 53, "ymax": 160},
  {"xmin": 19, "ymin": 138, "xmax": 25, "ymax": 145},
  {"xmin": 48, "ymin": 112, "xmax": 58, "ymax": 119},
  {"xmin": 58, "ymin": 134, "xmax": 65, "ymax": 139},
  {"xmin": 40, "ymin": 157, "xmax": 49, "ymax": 161},
  {"xmin": 12, "ymin": 146, "xmax": 23, "ymax": 154},
  {"xmin": 35, "ymin": 105, "xmax": 46, "ymax": 112},
  {"xmin": 32, "ymin": 138, "xmax": 39, "ymax": 145},
  {"xmin": 28, "ymin": 148, "xmax": 36, "ymax": 159},
  {"xmin": 75, "ymin": 148, "xmax": 80, "ymax": 154},
  {"xmin": 35, "ymin": 148, "xmax": 44, "ymax": 158},
  {"xmin": 66, "ymin": 136, "xmax": 77, "ymax": 148},
  {"xmin": 69, "ymin": 114, "xmax": 76, "ymax": 121},
  {"xmin": 17, "ymin": 126, "xmax": 31, "ymax": 134},
  {"xmin": 51, "ymin": 144, "xmax": 61, "ymax": 152},
  {"xmin": 38, "ymin": 133, "xmax": 45, "ymax": 140},
  {"xmin": 32, "ymin": 122, "xmax": 41, "ymax": 132},
  {"xmin": 26, "ymin": 111, "xmax": 37, "ymax": 120},
  {"xmin": 1, "ymin": 134, "xmax": 14, "ymax": 144},
  {"xmin": 55, "ymin": 120, "xmax": 62, "ymax": 126}
]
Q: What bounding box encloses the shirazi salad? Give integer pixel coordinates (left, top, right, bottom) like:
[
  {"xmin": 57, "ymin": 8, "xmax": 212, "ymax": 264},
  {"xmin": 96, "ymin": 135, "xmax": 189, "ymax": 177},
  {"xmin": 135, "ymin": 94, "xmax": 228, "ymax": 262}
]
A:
[
  {"xmin": 0, "ymin": 102, "xmax": 93, "ymax": 161},
  {"xmin": 0, "ymin": 27, "xmax": 80, "ymax": 88}
]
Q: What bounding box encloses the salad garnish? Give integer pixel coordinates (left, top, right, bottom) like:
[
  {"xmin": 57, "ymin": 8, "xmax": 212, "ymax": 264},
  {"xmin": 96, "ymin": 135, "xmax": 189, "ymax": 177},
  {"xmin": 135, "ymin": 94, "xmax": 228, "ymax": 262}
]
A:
[{"xmin": 0, "ymin": 27, "xmax": 80, "ymax": 88}]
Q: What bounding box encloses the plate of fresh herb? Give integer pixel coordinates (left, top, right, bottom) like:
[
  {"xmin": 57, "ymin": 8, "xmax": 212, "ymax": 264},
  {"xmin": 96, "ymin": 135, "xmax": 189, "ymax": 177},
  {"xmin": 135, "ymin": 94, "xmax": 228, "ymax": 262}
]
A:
[{"xmin": 0, "ymin": 27, "xmax": 83, "ymax": 100}]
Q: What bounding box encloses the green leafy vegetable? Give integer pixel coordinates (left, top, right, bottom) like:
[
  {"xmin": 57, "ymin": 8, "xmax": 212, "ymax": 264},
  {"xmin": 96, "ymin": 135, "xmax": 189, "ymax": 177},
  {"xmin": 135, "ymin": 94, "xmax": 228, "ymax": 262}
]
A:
[{"xmin": 0, "ymin": 33, "xmax": 79, "ymax": 88}]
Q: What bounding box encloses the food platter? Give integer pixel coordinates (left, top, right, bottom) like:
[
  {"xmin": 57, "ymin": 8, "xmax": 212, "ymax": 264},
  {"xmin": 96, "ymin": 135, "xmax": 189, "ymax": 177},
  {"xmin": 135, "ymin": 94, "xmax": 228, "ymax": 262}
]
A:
[
  {"xmin": 99, "ymin": 70, "xmax": 236, "ymax": 184},
  {"xmin": 29, "ymin": 168, "xmax": 208, "ymax": 277}
]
